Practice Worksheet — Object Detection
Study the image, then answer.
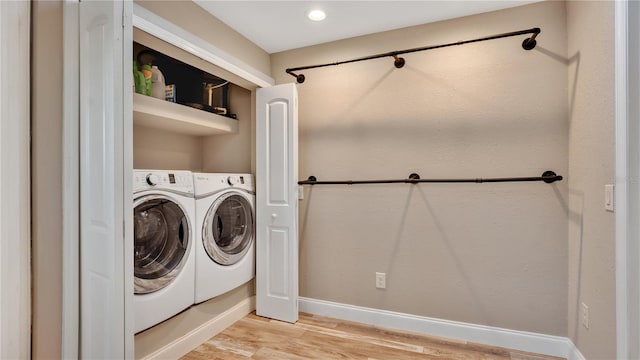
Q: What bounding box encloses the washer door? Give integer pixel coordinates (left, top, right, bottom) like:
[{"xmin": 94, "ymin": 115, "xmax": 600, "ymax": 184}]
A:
[
  {"xmin": 203, "ymin": 192, "xmax": 254, "ymax": 266},
  {"xmin": 134, "ymin": 195, "xmax": 191, "ymax": 294}
]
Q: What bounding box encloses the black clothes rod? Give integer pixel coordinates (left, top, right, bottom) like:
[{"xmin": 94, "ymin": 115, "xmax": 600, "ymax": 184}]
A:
[
  {"xmin": 286, "ymin": 27, "xmax": 541, "ymax": 83},
  {"xmin": 298, "ymin": 171, "xmax": 562, "ymax": 186}
]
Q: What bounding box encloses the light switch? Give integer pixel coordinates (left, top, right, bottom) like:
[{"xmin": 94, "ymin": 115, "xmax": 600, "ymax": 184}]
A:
[{"xmin": 605, "ymin": 184, "xmax": 614, "ymax": 212}]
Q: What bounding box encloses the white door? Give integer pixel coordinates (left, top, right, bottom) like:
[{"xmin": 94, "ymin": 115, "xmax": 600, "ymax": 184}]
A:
[
  {"xmin": 256, "ymin": 83, "xmax": 299, "ymax": 323},
  {"xmin": 78, "ymin": 0, "xmax": 132, "ymax": 358}
]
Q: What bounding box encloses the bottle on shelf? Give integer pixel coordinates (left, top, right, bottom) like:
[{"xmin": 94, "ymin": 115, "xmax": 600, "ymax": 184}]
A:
[
  {"xmin": 133, "ymin": 61, "xmax": 146, "ymax": 95},
  {"xmin": 151, "ymin": 65, "xmax": 166, "ymax": 100},
  {"xmin": 141, "ymin": 64, "xmax": 153, "ymax": 96}
]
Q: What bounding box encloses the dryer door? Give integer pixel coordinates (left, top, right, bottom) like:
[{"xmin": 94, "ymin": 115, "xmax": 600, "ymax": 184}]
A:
[
  {"xmin": 203, "ymin": 192, "xmax": 254, "ymax": 266},
  {"xmin": 133, "ymin": 195, "xmax": 191, "ymax": 294}
]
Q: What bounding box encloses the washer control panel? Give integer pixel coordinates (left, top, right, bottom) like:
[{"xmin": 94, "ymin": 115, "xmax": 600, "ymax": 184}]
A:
[{"xmin": 133, "ymin": 170, "xmax": 194, "ymax": 194}]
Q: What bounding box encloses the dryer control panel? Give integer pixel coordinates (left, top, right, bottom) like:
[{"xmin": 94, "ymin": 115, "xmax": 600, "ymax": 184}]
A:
[
  {"xmin": 133, "ymin": 170, "xmax": 194, "ymax": 195},
  {"xmin": 193, "ymin": 173, "xmax": 254, "ymax": 195}
]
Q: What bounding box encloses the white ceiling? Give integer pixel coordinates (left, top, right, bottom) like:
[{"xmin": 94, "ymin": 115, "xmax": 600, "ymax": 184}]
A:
[{"xmin": 194, "ymin": 1, "xmax": 542, "ymax": 54}]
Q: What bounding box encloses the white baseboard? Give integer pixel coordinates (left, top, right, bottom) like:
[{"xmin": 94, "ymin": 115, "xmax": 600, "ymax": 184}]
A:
[
  {"xmin": 567, "ymin": 340, "xmax": 587, "ymax": 360},
  {"xmin": 142, "ymin": 296, "xmax": 255, "ymax": 360},
  {"xmin": 139, "ymin": 296, "xmax": 586, "ymax": 359},
  {"xmin": 299, "ymin": 297, "xmax": 572, "ymax": 359}
]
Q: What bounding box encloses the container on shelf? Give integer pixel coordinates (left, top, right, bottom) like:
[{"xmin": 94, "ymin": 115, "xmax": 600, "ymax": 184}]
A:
[
  {"xmin": 133, "ymin": 61, "xmax": 146, "ymax": 95},
  {"xmin": 141, "ymin": 64, "xmax": 153, "ymax": 96},
  {"xmin": 151, "ymin": 65, "xmax": 166, "ymax": 100}
]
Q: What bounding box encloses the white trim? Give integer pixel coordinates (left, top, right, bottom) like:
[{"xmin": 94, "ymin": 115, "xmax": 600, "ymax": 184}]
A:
[
  {"xmin": 123, "ymin": 1, "xmax": 135, "ymax": 357},
  {"xmin": 567, "ymin": 340, "xmax": 587, "ymax": 360},
  {"xmin": 61, "ymin": 1, "xmax": 80, "ymax": 358},
  {"xmin": 141, "ymin": 296, "xmax": 255, "ymax": 360},
  {"xmin": 0, "ymin": 1, "xmax": 31, "ymax": 358},
  {"xmin": 614, "ymin": 1, "xmax": 638, "ymax": 359},
  {"xmin": 299, "ymin": 297, "xmax": 571, "ymax": 359},
  {"xmin": 132, "ymin": 3, "xmax": 274, "ymax": 89},
  {"xmin": 614, "ymin": 0, "xmax": 628, "ymax": 355}
]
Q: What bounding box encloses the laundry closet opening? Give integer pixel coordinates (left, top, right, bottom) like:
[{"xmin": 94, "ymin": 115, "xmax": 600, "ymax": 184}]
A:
[{"xmin": 131, "ymin": 24, "xmax": 258, "ymax": 358}]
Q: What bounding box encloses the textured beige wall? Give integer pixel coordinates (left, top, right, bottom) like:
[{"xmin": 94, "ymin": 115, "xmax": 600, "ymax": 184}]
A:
[
  {"xmin": 135, "ymin": 0, "xmax": 271, "ymax": 77},
  {"xmin": 202, "ymin": 85, "xmax": 252, "ymax": 173},
  {"xmin": 133, "ymin": 125, "xmax": 203, "ymax": 171},
  {"xmin": 566, "ymin": 1, "xmax": 616, "ymax": 358},
  {"xmin": 32, "ymin": 1, "xmax": 63, "ymax": 358},
  {"xmin": 272, "ymin": 1, "xmax": 569, "ymax": 335}
]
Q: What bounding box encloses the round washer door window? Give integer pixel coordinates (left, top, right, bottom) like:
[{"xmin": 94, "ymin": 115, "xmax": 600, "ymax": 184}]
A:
[
  {"xmin": 134, "ymin": 195, "xmax": 191, "ymax": 294},
  {"xmin": 203, "ymin": 192, "xmax": 254, "ymax": 266}
]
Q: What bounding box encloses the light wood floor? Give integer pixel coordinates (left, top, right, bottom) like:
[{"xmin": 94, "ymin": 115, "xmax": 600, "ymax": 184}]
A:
[{"xmin": 181, "ymin": 312, "xmax": 565, "ymax": 360}]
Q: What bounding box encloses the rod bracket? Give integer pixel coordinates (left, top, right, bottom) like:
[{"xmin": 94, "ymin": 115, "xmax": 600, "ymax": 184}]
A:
[
  {"xmin": 522, "ymin": 28, "xmax": 540, "ymax": 50},
  {"xmin": 307, "ymin": 175, "xmax": 317, "ymax": 182},
  {"xmin": 541, "ymin": 170, "xmax": 562, "ymax": 183},
  {"xmin": 408, "ymin": 173, "xmax": 420, "ymax": 181},
  {"xmin": 522, "ymin": 38, "xmax": 537, "ymax": 50},
  {"xmin": 286, "ymin": 69, "xmax": 306, "ymax": 84},
  {"xmin": 393, "ymin": 55, "xmax": 406, "ymax": 68}
]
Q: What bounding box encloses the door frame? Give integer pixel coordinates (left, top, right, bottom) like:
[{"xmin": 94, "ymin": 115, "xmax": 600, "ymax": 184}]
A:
[
  {"xmin": 63, "ymin": 0, "xmax": 132, "ymax": 357},
  {"xmin": 0, "ymin": 1, "xmax": 31, "ymax": 358},
  {"xmin": 615, "ymin": 1, "xmax": 639, "ymax": 359}
]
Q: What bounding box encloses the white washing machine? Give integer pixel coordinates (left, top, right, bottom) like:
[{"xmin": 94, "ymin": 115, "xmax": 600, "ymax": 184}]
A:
[
  {"xmin": 193, "ymin": 173, "xmax": 255, "ymax": 304},
  {"xmin": 133, "ymin": 170, "xmax": 195, "ymax": 333}
]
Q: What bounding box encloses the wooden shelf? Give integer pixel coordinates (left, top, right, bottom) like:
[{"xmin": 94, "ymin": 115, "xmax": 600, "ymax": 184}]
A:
[{"xmin": 133, "ymin": 93, "xmax": 238, "ymax": 136}]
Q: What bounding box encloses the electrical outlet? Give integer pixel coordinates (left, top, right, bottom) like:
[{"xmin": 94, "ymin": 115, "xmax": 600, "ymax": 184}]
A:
[
  {"xmin": 581, "ymin": 302, "xmax": 589, "ymax": 329},
  {"xmin": 375, "ymin": 272, "xmax": 386, "ymax": 289}
]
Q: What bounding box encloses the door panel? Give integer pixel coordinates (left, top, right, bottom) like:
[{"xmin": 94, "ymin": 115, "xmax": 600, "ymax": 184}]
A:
[
  {"xmin": 78, "ymin": 0, "xmax": 130, "ymax": 357},
  {"xmin": 266, "ymin": 228, "xmax": 289, "ymax": 298},
  {"xmin": 256, "ymin": 84, "xmax": 298, "ymax": 323},
  {"xmin": 267, "ymin": 102, "xmax": 288, "ymax": 205}
]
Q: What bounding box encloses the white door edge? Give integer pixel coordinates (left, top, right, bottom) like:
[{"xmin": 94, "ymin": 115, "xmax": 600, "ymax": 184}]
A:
[
  {"xmin": 615, "ymin": 1, "xmax": 639, "ymax": 359},
  {"xmin": 0, "ymin": 1, "xmax": 31, "ymax": 358},
  {"xmin": 123, "ymin": 1, "xmax": 135, "ymax": 357},
  {"xmin": 62, "ymin": 1, "xmax": 80, "ymax": 358}
]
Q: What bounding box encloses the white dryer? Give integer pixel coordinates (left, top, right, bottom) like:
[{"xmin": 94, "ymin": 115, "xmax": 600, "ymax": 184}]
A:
[
  {"xmin": 193, "ymin": 173, "xmax": 255, "ymax": 304},
  {"xmin": 133, "ymin": 170, "xmax": 195, "ymax": 333}
]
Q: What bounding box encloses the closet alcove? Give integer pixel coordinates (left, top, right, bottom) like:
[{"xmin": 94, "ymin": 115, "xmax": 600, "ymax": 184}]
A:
[{"xmin": 132, "ymin": 28, "xmax": 254, "ymax": 174}]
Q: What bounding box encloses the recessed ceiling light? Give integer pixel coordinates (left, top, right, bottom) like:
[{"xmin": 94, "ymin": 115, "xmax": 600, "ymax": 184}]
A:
[{"xmin": 307, "ymin": 9, "xmax": 326, "ymax": 21}]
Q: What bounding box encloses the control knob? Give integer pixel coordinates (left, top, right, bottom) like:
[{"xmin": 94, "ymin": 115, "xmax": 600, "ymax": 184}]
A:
[
  {"xmin": 146, "ymin": 174, "xmax": 160, "ymax": 186},
  {"xmin": 227, "ymin": 176, "xmax": 237, "ymax": 186}
]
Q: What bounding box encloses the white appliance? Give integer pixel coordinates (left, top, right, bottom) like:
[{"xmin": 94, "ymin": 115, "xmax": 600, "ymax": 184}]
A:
[
  {"xmin": 194, "ymin": 173, "xmax": 255, "ymax": 303},
  {"xmin": 133, "ymin": 170, "xmax": 195, "ymax": 333}
]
